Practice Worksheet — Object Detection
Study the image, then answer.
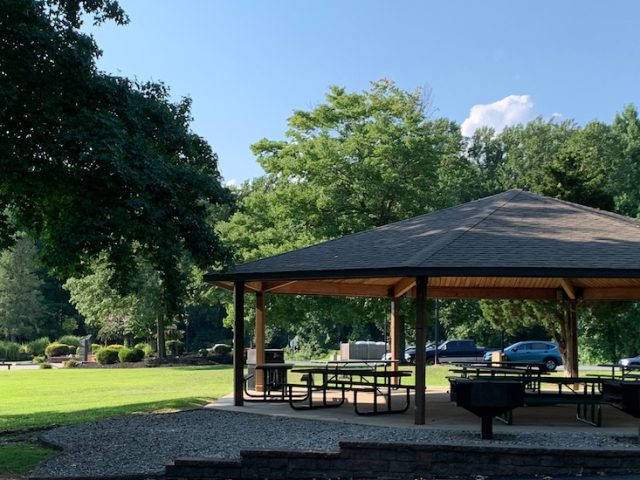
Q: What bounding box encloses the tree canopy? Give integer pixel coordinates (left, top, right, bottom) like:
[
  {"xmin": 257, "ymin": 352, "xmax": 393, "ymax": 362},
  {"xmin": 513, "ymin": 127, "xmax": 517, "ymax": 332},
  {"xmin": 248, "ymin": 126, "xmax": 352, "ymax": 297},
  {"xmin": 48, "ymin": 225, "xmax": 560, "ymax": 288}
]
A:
[{"xmin": 1, "ymin": 0, "xmax": 232, "ymax": 319}]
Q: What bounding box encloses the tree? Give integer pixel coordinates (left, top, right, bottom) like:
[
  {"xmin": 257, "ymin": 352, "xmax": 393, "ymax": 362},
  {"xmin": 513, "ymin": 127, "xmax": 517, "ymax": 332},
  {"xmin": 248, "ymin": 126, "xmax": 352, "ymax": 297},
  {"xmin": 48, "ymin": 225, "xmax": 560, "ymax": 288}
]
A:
[
  {"xmin": 1, "ymin": 1, "xmax": 232, "ymax": 355},
  {"xmin": 611, "ymin": 105, "xmax": 640, "ymax": 218},
  {"xmin": 0, "ymin": 236, "xmax": 46, "ymax": 341},
  {"xmin": 220, "ymin": 81, "xmax": 467, "ymax": 349}
]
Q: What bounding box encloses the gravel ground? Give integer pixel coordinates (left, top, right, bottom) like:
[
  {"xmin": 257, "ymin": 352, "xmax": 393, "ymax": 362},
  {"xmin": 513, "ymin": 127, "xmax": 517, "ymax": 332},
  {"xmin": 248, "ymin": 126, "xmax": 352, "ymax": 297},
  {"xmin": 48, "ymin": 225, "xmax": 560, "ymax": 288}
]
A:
[{"xmin": 33, "ymin": 409, "xmax": 639, "ymax": 477}]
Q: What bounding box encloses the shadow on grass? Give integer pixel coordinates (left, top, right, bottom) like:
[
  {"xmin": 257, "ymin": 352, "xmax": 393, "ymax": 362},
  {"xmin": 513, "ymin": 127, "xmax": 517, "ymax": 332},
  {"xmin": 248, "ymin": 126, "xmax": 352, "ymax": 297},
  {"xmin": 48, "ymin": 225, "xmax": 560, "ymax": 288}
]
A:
[{"xmin": 0, "ymin": 397, "xmax": 213, "ymax": 433}]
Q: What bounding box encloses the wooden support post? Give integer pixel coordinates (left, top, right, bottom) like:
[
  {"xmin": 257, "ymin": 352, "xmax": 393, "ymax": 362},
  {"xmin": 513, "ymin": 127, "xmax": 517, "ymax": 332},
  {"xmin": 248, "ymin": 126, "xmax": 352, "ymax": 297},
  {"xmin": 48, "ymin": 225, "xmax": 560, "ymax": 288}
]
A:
[
  {"xmin": 255, "ymin": 292, "xmax": 265, "ymax": 392},
  {"xmin": 414, "ymin": 276, "xmax": 428, "ymax": 425},
  {"xmin": 564, "ymin": 299, "xmax": 579, "ymax": 378},
  {"xmin": 390, "ymin": 297, "xmax": 401, "ymax": 373},
  {"xmin": 233, "ymin": 281, "xmax": 245, "ymax": 406}
]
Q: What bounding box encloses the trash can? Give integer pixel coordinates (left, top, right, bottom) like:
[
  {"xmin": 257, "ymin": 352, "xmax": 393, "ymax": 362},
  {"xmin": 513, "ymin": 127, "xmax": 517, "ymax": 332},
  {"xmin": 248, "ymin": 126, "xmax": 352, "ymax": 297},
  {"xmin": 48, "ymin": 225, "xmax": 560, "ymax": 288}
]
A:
[{"xmin": 246, "ymin": 348, "xmax": 285, "ymax": 390}]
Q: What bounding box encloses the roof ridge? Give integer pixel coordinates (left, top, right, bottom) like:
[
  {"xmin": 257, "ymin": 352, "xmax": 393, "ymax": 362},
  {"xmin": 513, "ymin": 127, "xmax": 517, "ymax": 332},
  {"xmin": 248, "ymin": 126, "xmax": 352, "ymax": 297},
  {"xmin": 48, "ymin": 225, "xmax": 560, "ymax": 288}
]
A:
[
  {"xmin": 404, "ymin": 189, "xmax": 522, "ymax": 267},
  {"xmin": 517, "ymin": 190, "xmax": 640, "ymax": 229},
  {"xmin": 231, "ymin": 190, "xmax": 522, "ymax": 270}
]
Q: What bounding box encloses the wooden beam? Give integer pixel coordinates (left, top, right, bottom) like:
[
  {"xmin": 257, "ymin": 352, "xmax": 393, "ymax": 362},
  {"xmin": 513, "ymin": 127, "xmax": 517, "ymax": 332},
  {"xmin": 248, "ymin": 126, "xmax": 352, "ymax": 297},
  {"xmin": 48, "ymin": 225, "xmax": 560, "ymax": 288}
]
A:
[
  {"xmin": 559, "ymin": 278, "xmax": 576, "ymax": 300},
  {"xmin": 390, "ymin": 297, "xmax": 401, "ymax": 378},
  {"xmin": 392, "ymin": 278, "xmax": 416, "ymax": 298},
  {"xmin": 262, "ymin": 280, "xmax": 299, "ymax": 293},
  {"xmin": 233, "ymin": 281, "xmax": 245, "ymax": 407},
  {"xmin": 583, "ymin": 287, "xmax": 640, "ymax": 301},
  {"xmin": 257, "ymin": 281, "xmax": 390, "ymax": 298},
  {"xmin": 409, "ymin": 287, "xmax": 558, "ymax": 300},
  {"xmin": 255, "ymin": 292, "xmax": 265, "ymax": 392},
  {"xmin": 245, "ymin": 281, "xmax": 262, "ymax": 292},
  {"xmin": 414, "ymin": 276, "xmax": 428, "ymax": 426},
  {"xmin": 563, "ymin": 300, "xmax": 579, "ymax": 378}
]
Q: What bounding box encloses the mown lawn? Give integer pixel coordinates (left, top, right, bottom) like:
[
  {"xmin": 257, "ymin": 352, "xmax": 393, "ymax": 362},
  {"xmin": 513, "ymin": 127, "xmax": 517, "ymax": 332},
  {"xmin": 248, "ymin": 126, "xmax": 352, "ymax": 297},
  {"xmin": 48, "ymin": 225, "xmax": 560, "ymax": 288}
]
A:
[{"xmin": 0, "ymin": 365, "xmax": 234, "ymax": 476}]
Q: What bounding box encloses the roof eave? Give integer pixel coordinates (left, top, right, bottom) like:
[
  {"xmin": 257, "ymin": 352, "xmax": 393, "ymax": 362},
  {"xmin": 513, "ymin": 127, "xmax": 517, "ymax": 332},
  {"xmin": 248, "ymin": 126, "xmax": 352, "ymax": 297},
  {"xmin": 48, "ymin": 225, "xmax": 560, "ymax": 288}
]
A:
[{"xmin": 203, "ymin": 266, "xmax": 640, "ymax": 283}]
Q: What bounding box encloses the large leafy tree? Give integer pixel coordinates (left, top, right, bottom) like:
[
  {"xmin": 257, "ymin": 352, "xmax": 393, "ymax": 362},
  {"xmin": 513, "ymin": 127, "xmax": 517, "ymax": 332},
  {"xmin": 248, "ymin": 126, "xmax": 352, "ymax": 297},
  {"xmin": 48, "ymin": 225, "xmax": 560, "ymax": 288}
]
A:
[
  {"xmin": 1, "ymin": 0, "xmax": 232, "ymax": 353},
  {"xmin": 220, "ymin": 81, "xmax": 468, "ymax": 349}
]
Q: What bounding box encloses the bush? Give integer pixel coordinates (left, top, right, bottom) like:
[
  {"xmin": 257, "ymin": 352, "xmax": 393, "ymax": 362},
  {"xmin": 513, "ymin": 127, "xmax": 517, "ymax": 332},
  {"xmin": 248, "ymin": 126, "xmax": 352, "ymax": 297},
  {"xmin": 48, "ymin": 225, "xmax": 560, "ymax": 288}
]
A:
[
  {"xmin": 64, "ymin": 359, "xmax": 78, "ymax": 368},
  {"xmin": 91, "ymin": 343, "xmax": 102, "ymax": 354},
  {"xmin": 45, "ymin": 342, "xmax": 73, "ymax": 357},
  {"xmin": 134, "ymin": 343, "xmax": 154, "ymax": 357},
  {"xmin": 118, "ymin": 347, "xmax": 144, "ymax": 363},
  {"xmin": 166, "ymin": 340, "xmax": 184, "ymax": 356},
  {"xmin": 39, "ymin": 362, "xmax": 53, "ymax": 369},
  {"xmin": 0, "ymin": 341, "xmax": 22, "ymax": 361},
  {"xmin": 106, "ymin": 344, "xmax": 124, "ymax": 351},
  {"xmin": 32, "ymin": 355, "xmax": 45, "ymax": 363},
  {"xmin": 25, "ymin": 337, "xmax": 50, "ymax": 356},
  {"xmin": 96, "ymin": 348, "xmax": 119, "ymax": 365},
  {"xmin": 57, "ymin": 335, "xmax": 81, "ymax": 348}
]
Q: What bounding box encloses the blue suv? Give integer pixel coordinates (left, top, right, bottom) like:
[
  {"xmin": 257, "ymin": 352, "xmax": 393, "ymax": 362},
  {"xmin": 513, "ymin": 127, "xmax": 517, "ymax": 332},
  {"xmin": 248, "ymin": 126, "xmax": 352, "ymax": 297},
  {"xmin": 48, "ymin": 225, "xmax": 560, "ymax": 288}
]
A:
[{"xmin": 484, "ymin": 341, "xmax": 563, "ymax": 371}]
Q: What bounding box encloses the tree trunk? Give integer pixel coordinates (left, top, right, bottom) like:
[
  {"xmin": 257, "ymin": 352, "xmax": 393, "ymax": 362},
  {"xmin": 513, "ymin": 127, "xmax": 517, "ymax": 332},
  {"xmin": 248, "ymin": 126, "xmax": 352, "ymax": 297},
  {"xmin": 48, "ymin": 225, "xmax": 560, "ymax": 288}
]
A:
[{"xmin": 157, "ymin": 315, "xmax": 166, "ymax": 358}]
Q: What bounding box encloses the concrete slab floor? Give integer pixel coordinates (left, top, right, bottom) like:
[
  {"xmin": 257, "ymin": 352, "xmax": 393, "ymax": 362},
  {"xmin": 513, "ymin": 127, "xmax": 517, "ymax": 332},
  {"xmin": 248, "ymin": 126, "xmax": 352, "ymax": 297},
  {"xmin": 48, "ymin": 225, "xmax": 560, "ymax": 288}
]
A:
[{"xmin": 208, "ymin": 387, "xmax": 639, "ymax": 436}]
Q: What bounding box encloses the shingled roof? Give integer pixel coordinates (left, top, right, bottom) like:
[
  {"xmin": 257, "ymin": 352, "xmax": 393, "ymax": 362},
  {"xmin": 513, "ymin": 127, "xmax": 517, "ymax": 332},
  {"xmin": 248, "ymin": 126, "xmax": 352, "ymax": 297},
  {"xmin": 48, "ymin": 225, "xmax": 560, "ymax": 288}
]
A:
[{"xmin": 206, "ymin": 190, "xmax": 640, "ymax": 300}]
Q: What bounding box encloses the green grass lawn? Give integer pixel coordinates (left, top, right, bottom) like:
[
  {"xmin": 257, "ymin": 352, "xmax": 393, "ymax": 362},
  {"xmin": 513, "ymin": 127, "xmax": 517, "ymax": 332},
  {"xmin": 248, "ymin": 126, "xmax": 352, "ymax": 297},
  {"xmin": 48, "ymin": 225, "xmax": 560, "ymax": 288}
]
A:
[
  {"xmin": 0, "ymin": 365, "xmax": 234, "ymax": 477},
  {"xmin": 0, "ymin": 365, "xmax": 234, "ymax": 431}
]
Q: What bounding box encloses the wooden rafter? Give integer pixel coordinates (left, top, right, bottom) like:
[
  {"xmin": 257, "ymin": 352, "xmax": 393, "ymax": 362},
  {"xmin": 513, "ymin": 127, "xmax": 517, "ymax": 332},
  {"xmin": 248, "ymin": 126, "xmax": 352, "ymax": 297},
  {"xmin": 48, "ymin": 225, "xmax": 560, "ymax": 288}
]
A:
[
  {"xmin": 559, "ymin": 278, "xmax": 576, "ymax": 300},
  {"xmin": 392, "ymin": 277, "xmax": 416, "ymax": 298}
]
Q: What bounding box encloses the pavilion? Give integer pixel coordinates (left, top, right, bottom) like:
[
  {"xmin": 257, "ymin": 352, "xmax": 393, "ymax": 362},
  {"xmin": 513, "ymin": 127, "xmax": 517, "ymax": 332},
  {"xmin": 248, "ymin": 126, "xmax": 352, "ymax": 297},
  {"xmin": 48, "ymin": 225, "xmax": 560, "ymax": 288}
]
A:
[{"xmin": 205, "ymin": 189, "xmax": 640, "ymax": 425}]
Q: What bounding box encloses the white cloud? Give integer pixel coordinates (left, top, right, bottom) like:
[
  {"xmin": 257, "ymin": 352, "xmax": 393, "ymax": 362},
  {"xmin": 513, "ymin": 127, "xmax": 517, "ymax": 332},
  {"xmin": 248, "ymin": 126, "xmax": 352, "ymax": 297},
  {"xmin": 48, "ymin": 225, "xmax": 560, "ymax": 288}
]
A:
[
  {"xmin": 461, "ymin": 95, "xmax": 534, "ymax": 137},
  {"xmin": 225, "ymin": 178, "xmax": 237, "ymax": 187}
]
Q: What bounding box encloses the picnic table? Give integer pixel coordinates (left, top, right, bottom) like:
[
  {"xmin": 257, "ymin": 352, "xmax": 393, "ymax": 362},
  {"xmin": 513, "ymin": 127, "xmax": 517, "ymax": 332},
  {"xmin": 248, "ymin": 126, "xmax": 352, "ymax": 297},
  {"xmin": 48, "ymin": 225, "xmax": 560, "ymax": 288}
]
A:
[
  {"xmin": 289, "ymin": 364, "xmax": 412, "ymax": 415},
  {"xmin": 243, "ymin": 363, "xmax": 305, "ymax": 402}
]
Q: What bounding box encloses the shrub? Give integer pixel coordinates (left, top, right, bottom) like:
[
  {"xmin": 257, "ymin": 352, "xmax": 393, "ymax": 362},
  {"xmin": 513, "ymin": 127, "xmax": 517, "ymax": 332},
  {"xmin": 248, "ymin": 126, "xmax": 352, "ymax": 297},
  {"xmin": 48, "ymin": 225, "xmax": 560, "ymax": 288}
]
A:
[
  {"xmin": 26, "ymin": 337, "xmax": 50, "ymax": 356},
  {"xmin": 32, "ymin": 355, "xmax": 45, "ymax": 363},
  {"xmin": 212, "ymin": 344, "xmax": 231, "ymax": 355},
  {"xmin": 45, "ymin": 342, "xmax": 73, "ymax": 357},
  {"xmin": 106, "ymin": 344, "xmax": 124, "ymax": 351},
  {"xmin": 118, "ymin": 347, "xmax": 144, "ymax": 363},
  {"xmin": 57, "ymin": 335, "xmax": 81, "ymax": 348},
  {"xmin": 91, "ymin": 343, "xmax": 102, "ymax": 354},
  {"xmin": 96, "ymin": 348, "xmax": 119, "ymax": 365},
  {"xmin": 166, "ymin": 340, "xmax": 184, "ymax": 356},
  {"xmin": 39, "ymin": 362, "xmax": 53, "ymax": 369},
  {"xmin": 134, "ymin": 343, "xmax": 154, "ymax": 357},
  {"xmin": 64, "ymin": 359, "xmax": 78, "ymax": 368},
  {"xmin": 0, "ymin": 341, "xmax": 22, "ymax": 361}
]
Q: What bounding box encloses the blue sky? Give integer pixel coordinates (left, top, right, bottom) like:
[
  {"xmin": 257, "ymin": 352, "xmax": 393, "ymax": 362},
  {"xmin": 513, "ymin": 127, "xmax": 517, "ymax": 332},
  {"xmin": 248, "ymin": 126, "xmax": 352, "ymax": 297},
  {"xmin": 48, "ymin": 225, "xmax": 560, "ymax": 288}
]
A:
[{"xmin": 86, "ymin": 1, "xmax": 640, "ymax": 185}]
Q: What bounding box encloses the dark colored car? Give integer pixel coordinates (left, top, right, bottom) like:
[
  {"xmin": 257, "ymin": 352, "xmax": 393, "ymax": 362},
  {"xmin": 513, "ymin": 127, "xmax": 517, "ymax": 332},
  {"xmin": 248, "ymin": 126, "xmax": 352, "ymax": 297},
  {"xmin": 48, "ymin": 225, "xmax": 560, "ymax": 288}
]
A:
[{"xmin": 484, "ymin": 340, "xmax": 563, "ymax": 371}]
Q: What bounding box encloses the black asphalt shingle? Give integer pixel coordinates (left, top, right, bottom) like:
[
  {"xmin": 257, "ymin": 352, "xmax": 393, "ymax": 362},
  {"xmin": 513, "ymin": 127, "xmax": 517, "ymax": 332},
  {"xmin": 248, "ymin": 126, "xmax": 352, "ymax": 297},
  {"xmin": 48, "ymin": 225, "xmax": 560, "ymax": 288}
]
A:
[{"xmin": 205, "ymin": 190, "xmax": 640, "ymax": 281}]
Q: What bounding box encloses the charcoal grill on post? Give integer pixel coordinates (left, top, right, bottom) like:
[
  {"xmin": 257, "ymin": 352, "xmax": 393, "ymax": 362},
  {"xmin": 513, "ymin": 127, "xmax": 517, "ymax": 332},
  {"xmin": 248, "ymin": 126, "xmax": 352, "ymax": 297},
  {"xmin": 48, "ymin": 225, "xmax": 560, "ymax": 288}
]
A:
[
  {"xmin": 602, "ymin": 380, "xmax": 640, "ymax": 441},
  {"xmin": 450, "ymin": 378, "xmax": 524, "ymax": 439}
]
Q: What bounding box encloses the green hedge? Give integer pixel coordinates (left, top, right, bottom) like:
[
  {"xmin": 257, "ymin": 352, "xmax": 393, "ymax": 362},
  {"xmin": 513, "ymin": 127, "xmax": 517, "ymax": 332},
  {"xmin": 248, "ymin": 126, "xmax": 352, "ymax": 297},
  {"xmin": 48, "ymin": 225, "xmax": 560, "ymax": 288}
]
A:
[
  {"xmin": 96, "ymin": 348, "xmax": 119, "ymax": 365},
  {"xmin": 45, "ymin": 342, "xmax": 73, "ymax": 357},
  {"xmin": 166, "ymin": 340, "xmax": 184, "ymax": 356},
  {"xmin": 25, "ymin": 337, "xmax": 50, "ymax": 356},
  {"xmin": 0, "ymin": 341, "xmax": 21, "ymax": 361},
  {"xmin": 118, "ymin": 347, "xmax": 144, "ymax": 363},
  {"xmin": 56, "ymin": 335, "xmax": 81, "ymax": 348}
]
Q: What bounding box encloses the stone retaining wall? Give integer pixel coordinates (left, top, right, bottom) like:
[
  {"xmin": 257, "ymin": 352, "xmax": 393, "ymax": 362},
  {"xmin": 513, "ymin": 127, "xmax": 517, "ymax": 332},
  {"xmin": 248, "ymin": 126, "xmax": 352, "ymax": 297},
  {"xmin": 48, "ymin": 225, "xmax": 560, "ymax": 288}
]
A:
[{"xmin": 165, "ymin": 441, "xmax": 640, "ymax": 479}]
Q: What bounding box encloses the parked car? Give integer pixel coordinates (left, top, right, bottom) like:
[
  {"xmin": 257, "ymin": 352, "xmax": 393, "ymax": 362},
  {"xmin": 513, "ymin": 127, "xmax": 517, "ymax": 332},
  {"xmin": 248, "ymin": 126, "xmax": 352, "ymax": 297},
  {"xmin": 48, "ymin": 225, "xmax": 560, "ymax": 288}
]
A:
[
  {"xmin": 404, "ymin": 340, "xmax": 490, "ymax": 365},
  {"xmin": 403, "ymin": 343, "xmax": 437, "ymax": 364},
  {"xmin": 484, "ymin": 341, "xmax": 562, "ymax": 371},
  {"xmin": 619, "ymin": 354, "xmax": 640, "ymax": 367}
]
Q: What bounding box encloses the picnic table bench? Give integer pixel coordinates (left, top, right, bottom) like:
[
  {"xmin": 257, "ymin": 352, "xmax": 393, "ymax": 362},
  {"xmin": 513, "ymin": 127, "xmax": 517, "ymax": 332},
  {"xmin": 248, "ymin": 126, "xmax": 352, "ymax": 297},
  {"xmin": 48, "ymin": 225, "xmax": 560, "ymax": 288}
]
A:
[
  {"xmin": 0, "ymin": 360, "xmax": 10, "ymax": 370},
  {"xmin": 289, "ymin": 364, "xmax": 412, "ymax": 415}
]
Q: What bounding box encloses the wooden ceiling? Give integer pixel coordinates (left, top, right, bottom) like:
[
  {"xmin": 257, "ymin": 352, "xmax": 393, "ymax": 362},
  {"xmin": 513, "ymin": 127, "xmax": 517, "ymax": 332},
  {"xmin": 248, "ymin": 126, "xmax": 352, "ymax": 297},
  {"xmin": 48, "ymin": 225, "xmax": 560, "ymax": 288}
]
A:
[{"xmin": 212, "ymin": 276, "xmax": 640, "ymax": 301}]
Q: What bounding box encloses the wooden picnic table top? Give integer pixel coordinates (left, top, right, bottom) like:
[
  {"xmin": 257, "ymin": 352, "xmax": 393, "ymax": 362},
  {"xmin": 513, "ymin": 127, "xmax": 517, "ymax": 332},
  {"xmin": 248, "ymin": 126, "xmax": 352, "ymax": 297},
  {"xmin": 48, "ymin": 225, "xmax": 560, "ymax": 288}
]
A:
[{"xmin": 255, "ymin": 363, "xmax": 296, "ymax": 370}]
